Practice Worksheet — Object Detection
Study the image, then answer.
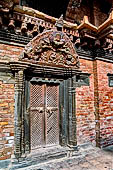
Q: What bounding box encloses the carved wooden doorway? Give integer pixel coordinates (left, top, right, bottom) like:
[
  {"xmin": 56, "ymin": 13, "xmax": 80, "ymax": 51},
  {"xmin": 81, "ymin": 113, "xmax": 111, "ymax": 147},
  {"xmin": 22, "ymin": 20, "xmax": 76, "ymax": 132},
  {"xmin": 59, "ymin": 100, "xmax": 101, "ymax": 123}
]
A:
[
  {"xmin": 13, "ymin": 29, "xmax": 79, "ymax": 158},
  {"xmin": 30, "ymin": 82, "xmax": 59, "ymax": 149}
]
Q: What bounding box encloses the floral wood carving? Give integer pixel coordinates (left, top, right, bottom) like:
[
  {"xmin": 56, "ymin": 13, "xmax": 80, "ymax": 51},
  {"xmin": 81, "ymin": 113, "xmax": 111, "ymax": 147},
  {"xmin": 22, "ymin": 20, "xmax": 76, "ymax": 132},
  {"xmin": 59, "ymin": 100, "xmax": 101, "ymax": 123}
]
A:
[
  {"xmin": 20, "ymin": 30, "xmax": 79, "ymax": 68},
  {"xmin": 0, "ymin": 0, "xmax": 19, "ymax": 12}
]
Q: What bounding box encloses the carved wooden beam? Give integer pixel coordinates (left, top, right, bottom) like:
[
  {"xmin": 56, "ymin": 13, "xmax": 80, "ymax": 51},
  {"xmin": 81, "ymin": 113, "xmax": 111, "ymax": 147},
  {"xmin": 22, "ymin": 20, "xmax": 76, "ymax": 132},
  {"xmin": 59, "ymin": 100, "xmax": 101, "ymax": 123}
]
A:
[
  {"xmin": 0, "ymin": 11, "xmax": 78, "ymax": 39},
  {"xmin": 14, "ymin": 5, "xmax": 77, "ymax": 30}
]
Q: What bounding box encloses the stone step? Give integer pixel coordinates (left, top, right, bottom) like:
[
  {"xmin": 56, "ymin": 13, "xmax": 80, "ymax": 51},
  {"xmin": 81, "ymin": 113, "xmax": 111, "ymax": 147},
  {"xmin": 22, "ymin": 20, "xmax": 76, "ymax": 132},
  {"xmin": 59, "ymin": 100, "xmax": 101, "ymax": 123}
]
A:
[
  {"xmin": 0, "ymin": 143, "xmax": 98, "ymax": 170},
  {"xmin": 10, "ymin": 146, "xmax": 69, "ymax": 169},
  {"xmin": 11, "ymin": 144, "xmax": 100, "ymax": 170}
]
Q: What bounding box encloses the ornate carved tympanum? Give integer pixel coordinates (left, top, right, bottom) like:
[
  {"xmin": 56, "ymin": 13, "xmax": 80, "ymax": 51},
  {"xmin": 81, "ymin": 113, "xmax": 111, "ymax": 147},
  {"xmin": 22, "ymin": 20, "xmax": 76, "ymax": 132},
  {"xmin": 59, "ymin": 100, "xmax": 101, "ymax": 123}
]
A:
[{"xmin": 20, "ymin": 30, "xmax": 79, "ymax": 68}]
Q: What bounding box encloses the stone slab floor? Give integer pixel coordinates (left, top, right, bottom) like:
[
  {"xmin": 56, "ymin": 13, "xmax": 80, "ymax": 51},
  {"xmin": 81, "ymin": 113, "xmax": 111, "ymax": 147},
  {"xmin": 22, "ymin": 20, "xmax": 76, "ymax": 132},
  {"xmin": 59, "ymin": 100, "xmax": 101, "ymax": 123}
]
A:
[{"xmin": 0, "ymin": 144, "xmax": 113, "ymax": 170}]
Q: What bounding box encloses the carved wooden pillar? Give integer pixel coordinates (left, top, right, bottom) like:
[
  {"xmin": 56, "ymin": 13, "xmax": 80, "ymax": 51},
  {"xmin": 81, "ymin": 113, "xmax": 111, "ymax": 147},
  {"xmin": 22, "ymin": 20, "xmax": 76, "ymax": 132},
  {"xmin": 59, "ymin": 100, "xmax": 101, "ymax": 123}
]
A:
[
  {"xmin": 72, "ymin": 76, "xmax": 77, "ymax": 147},
  {"xmin": 68, "ymin": 78, "xmax": 73, "ymax": 145},
  {"xmin": 68, "ymin": 76, "xmax": 77, "ymax": 149},
  {"xmin": 14, "ymin": 70, "xmax": 24, "ymax": 159},
  {"xmin": 59, "ymin": 80, "xmax": 69, "ymax": 146},
  {"xmin": 24, "ymin": 80, "xmax": 30, "ymax": 153}
]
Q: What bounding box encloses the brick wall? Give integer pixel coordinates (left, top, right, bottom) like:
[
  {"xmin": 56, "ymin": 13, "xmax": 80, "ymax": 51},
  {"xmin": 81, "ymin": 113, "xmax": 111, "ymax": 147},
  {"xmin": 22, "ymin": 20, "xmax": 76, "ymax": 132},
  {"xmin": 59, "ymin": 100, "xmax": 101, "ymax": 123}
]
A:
[
  {"xmin": 0, "ymin": 44, "xmax": 23, "ymax": 61},
  {"xmin": 0, "ymin": 81, "xmax": 14, "ymax": 160},
  {"xmin": 0, "ymin": 44, "xmax": 23, "ymax": 160},
  {"xmin": 76, "ymin": 59, "xmax": 95, "ymax": 145},
  {"xmin": 97, "ymin": 60, "xmax": 113, "ymax": 147},
  {"xmin": 0, "ymin": 43, "xmax": 113, "ymax": 160},
  {"xmin": 76, "ymin": 58, "xmax": 113, "ymax": 147}
]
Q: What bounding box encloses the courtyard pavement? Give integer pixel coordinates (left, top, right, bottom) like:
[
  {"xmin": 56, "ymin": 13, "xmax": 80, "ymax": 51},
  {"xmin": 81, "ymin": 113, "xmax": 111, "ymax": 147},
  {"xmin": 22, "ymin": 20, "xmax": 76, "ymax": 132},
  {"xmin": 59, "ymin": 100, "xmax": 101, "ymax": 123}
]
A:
[{"xmin": 0, "ymin": 144, "xmax": 113, "ymax": 170}]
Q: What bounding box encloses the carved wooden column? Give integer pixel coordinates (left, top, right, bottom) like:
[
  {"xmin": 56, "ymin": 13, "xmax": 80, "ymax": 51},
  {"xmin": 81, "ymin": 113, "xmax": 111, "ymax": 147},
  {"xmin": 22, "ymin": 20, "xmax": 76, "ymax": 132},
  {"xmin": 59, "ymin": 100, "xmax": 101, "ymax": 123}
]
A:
[
  {"xmin": 14, "ymin": 70, "xmax": 24, "ymax": 159},
  {"xmin": 68, "ymin": 76, "xmax": 77, "ymax": 149},
  {"xmin": 68, "ymin": 78, "xmax": 73, "ymax": 145},
  {"xmin": 24, "ymin": 80, "xmax": 30, "ymax": 153},
  {"xmin": 72, "ymin": 76, "xmax": 77, "ymax": 147},
  {"xmin": 59, "ymin": 80, "xmax": 69, "ymax": 146}
]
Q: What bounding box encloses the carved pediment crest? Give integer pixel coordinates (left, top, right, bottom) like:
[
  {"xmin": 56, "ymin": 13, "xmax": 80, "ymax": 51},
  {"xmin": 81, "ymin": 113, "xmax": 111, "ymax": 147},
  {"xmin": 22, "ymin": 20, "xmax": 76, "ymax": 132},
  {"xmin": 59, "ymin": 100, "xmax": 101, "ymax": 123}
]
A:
[{"xmin": 20, "ymin": 30, "xmax": 79, "ymax": 68}]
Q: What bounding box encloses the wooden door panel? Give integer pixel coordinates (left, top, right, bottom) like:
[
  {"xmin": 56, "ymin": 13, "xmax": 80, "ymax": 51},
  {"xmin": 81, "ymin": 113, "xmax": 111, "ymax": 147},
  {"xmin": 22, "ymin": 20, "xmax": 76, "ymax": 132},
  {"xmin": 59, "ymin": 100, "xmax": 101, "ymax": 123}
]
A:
[
  {"xmin": 30, "ymin": 83, "xmax": 45, "ymax": 149},
  {"xmin": 46, "ymin": 85, "xmax": 59, "ymax": 145},
  {"xmin": 30, "ymin": 82, "xmax": 59, "ymax": 149},
  {"xmin": 30, "ymin": 110, "xmax": 44, "ymax": 149},
  {"xmin": 30, "ymin": 83, "xmax": 44, "ymax": 107},
  {"xmin": 46, "ymin": 109, "xmax": 59, "ymax": 145},
  {"xmin": 46, "ymin": 85, "xmax": 58, "ymax": 107}
]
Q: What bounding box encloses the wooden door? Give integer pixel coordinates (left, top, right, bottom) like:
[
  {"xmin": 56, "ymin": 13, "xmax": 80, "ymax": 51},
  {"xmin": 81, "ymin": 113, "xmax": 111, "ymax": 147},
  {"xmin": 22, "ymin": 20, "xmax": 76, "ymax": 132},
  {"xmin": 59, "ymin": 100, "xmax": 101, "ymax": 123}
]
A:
[
  {"xmin": 30, "ymin": 83, "xmax": 59, "ymax": 149},
  {"xmin": 46, "ymin": 85, "xmax": 59, "ymax": 146}
]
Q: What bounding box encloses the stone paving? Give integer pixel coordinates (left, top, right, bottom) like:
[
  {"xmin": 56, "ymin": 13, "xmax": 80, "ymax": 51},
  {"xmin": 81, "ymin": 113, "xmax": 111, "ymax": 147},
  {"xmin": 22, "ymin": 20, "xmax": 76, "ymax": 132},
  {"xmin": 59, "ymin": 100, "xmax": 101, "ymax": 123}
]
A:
[
  {"xmin": 19, "ymin": 146, "xmax": 113, "ymax": 170},
  {"xmin": 0, "ymin": 144, "xmax": 113, "ymax": 170}
]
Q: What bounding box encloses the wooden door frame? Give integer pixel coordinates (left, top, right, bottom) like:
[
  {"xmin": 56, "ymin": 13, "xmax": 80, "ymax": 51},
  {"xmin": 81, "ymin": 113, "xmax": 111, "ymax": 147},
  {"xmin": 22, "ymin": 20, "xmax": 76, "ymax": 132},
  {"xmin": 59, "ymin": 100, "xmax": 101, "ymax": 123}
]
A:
[
  {"xmin": 11, "ymin": 28, "xmax": 80, "ymax": 159},
  {"xmin": 22, "ymin": 75, "xmax": 77, "ymax": 153},
  {"xmin": 11, "ymin": 63, "xmax": 80, "ymax": 159}
]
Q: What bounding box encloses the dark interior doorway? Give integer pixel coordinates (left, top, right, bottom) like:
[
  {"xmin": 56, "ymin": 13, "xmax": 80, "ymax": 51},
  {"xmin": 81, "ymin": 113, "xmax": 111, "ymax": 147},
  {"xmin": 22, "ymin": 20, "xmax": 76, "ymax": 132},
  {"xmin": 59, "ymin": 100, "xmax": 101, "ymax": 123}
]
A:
[{"xmin": 20, "ymin": 0, "xmax": 69, "ymax": 18}]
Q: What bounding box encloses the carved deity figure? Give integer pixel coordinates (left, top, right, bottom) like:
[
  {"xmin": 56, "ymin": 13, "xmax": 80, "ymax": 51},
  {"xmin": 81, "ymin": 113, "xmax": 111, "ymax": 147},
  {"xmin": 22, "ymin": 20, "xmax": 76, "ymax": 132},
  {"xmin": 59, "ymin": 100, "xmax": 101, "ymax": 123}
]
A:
[{"xmin": 20, "ymin": 30, "xmax": 79, "ymax": 68}]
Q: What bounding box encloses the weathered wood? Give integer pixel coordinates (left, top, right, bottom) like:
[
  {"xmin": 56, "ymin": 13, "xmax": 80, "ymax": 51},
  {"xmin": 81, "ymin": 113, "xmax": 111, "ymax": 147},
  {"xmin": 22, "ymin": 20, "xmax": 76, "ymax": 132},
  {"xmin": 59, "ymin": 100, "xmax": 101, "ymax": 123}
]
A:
[
  {"xmin": 24, "ymin": 80, "xmax": 30, "ymax": 153},
  {"xmin": 59, "ymin": 81, "xmax": 64, "ymax": 145},
  {"xmin": 14, "ymin": 70, "xmax": 24, "ymax": 159},
  {"xmin": 63, "ymin": 79, "xmax": 69, "ymax": 145},
  {"xmin": 68, "ymin": 76, "xmax": 77, "ymax": 148},
  {"xmin": 68, "ymin": 78, "xmax": 73, "ymax": 145},
  {"xmin": 72, "ymin": 76, "xmax": 77, "ymax": 146},
  {"xmin": 59, "ymin": 80, "xmax": 69, "ymax": 146}
]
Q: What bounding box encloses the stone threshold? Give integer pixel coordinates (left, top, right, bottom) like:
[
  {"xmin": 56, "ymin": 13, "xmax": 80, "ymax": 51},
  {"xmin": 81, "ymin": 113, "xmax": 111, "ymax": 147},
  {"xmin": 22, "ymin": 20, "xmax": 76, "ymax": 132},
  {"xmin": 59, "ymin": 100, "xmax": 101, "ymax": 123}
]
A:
[
  {"xmin": 11, "ymin": 145, "xmax": 71, "ymax": 169},
  {"xmin": 0, "ymin": 143, "xmax": 98, "ymax": 170}
]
